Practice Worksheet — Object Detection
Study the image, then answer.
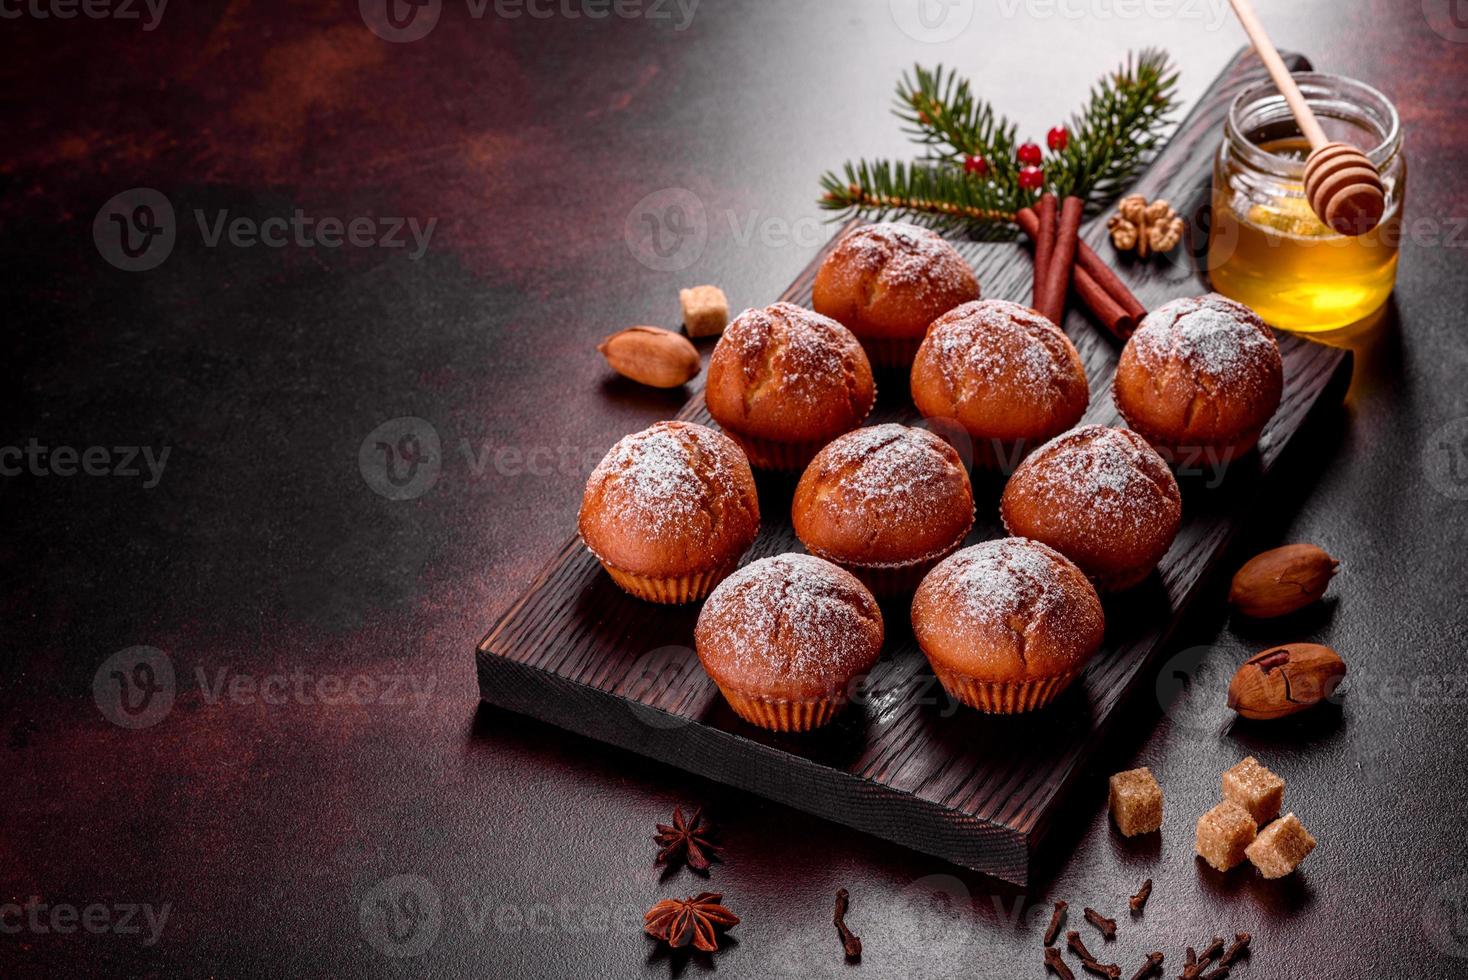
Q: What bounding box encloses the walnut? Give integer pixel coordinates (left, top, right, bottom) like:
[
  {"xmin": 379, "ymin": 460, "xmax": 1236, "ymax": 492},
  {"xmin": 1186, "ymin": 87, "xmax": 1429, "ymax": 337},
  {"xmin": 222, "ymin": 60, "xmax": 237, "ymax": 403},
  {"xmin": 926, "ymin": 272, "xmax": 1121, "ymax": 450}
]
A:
[{"xmin": 1107, "ymin": 194, "xmax": 1185, "ymax": 258}]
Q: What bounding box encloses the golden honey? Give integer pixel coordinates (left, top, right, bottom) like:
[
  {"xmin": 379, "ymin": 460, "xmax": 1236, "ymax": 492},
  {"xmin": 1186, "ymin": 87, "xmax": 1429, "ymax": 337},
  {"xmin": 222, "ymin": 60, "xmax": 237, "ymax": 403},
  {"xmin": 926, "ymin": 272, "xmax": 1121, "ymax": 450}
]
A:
[{"xmin": 1208, "ymin": 76, "xmax": 1404, "ymax": 333}]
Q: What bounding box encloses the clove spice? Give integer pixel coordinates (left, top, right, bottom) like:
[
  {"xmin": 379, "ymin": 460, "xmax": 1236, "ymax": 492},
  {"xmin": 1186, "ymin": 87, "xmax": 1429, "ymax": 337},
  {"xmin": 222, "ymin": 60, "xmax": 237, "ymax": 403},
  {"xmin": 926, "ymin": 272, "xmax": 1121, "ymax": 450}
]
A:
[
  {"xmin": 1198, "ymin": 937, "xmax": 1225, "ymax": 966},
  {"xmin": 1129, "ymin": 879, "xmax": 1152, "ymax": 914},
  {"xmin": 1068, "ymin": 931, "xmax": 1098, "ymax": 963},
  {"xmin": 1219, "ymin": 932, "xmax": 1251, "ymax": 968},
  {"xmin": 833, "ymin": 888, "xmax": 861, "ymax": 961},
  {"xmin": 1084, "ymin": 907, "xmax": 1118, "ymax": 940},
  {"xmin": 1044, "ymin": 901, "xmax": 1069, "ymax": 947},
  {"xmin": 1079, "ymin": 958, "xmax": 1122, "ymax": 979},
  {"xmin": 1127, "ymin": 951, "xmax": 1164, "ymax": 980},
  {"xmin": 1045, "ymin": 946, "xmax": 1077, "ymax": 980},
  {"xmin": 1198, "ymin": 969, "xmax": 1229, "ymax": 980}
]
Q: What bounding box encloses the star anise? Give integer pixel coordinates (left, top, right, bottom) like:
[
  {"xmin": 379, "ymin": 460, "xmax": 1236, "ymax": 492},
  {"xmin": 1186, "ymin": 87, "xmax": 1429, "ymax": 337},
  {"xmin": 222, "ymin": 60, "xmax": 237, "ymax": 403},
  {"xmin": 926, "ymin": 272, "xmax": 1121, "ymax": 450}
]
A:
[
  {"xmin": 644, "ymin": 892, "xmax": 740, "ymax": 952},
  {"xmin": 653, "ymin": 806, "xmax": 720, "ymax": 872}
]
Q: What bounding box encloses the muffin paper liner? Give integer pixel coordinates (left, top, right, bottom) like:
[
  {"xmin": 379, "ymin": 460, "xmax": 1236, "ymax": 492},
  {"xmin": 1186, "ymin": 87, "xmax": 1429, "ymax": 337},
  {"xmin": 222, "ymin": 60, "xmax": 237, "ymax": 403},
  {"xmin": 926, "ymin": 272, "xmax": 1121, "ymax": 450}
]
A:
[
  {"xmin": 718, "ymin": 689, "xmax": 845, "ymax": 732},
  {"xmin": 593, "ymin": 556, "xmax": 737, "ymax": 604},
  {"xmin": 928, "ymin": 663, "xmax": 1082, "ymax": 714}
]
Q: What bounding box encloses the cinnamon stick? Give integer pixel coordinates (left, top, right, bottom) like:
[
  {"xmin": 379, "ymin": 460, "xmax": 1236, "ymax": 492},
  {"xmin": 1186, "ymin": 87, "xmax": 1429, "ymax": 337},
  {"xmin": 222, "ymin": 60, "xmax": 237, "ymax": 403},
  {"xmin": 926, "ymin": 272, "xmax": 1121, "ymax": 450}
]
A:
[
  {"xmin": 1014, "ymin": 206, "xmax": 1141, "ymax": 339},
  {"xmin": 1038, "ymin": 196, "xmax": 1084, "ymax": 324},
  {"xmin": 1032, "ymin": 193, "xmax": 1058, "ymax": 312}
]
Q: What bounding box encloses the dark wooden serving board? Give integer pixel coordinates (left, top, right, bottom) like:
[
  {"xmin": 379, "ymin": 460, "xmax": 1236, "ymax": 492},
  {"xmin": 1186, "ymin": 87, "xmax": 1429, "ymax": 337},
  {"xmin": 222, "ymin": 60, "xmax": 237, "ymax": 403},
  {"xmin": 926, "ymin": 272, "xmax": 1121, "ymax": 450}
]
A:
[{"xmin": 477, "ymin": 49, "xmax": 1351, "ymax": 885}]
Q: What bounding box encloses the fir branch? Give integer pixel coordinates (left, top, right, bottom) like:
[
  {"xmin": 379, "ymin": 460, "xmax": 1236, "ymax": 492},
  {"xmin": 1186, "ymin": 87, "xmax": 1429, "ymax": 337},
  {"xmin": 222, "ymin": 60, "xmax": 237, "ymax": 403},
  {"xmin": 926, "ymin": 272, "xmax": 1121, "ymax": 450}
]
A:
[
  {"xmin": 819, "ymin": 159, "xmax": 1022, "ymax": 240},
  {"xmin": 894, "ymin": 65, "xmax": 1019, "ymax": 167},
  {"xmin": 819, "ymin": 50, "xmax": 1180, "ymax": 234},
  {"xmin": 1045, "ymin": 48, "xmax": 1179, "ymax": 207}
]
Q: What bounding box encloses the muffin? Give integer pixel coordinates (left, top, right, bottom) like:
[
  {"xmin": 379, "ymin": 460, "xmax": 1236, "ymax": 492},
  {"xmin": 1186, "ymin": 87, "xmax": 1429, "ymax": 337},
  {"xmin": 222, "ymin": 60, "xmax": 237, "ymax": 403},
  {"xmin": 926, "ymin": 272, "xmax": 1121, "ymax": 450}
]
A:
[
  {"xmin": 812, "ymin": 221, "xmax": 979, "ymax": 369},
  {"xmin": 1000, "ymin": 425, "xmax": 1181, "ymax": 592},
  {"xmin": 792, "ymin": 424, "xmax": 974, "ymax": 596},
  {"xmin": 910, "ymin": 299, "xmax": 1090, "ymax": 471},
  {"xmin": 1113, "ymin": 293, "xmax": 1284, "ymax": 463},
  {"xmin": 578, "ymin": 421, "xmax": 759, "ymax": 603},
  {"xmin": 705, "ymin": 302, "xmax": 876, "ymax": 471},
  {"xmin": 695, "ymin": 553, "xmax": 884, "ymax": 732},
  {"xmin": 912, "ymin": 538, "xmax": 1105, "ymax": 713}
]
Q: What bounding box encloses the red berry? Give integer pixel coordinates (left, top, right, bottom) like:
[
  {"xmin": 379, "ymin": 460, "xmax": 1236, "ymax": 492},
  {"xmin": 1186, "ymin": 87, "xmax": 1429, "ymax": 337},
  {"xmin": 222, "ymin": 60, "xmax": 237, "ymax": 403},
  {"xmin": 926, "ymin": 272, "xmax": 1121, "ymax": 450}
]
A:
[
  {"xmin": 1018, "ymin": 166, "xmax": 1044, "ymax": 190},
  {"xmin": 963, "ymin": 154, "xmax": 988, "ymax": 176},
  {"xmin": 1017, "ymin": 142, "xmax": 1043, "ymax": 166},
  {"xmin": 1047, "ymin": 126, "xmax": 1069, "ymax": 151}
]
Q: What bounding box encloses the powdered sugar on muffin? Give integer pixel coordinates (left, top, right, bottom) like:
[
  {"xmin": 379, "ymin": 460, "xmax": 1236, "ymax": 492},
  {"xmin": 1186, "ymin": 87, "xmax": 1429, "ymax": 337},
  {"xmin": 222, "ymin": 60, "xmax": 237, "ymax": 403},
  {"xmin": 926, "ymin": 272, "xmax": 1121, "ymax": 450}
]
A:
[
  {"xmin": 723, "ymin": 302, "xmax": 869, "ymax": 413},
  {"xmin": 926, "ymin": 300, "xmax": 1082, "ymax": 408},
  {"xmin": 1010, "ymin": 426, "xmax": 1178, "ymax": 534},
  {"xmin": 840, "ymin": 222, "xmax": 974, "ymax": 299},
  {"xmin": 583, "ymin": 421, "xmax": 755, "ymax": 539},
  {"xmin": 1130, "ymin": 293, "xmax": 1280, "ymax": 395},
  {"xmin": 806, "ymin": 424, "xmax": 961, "ymax": 523},
  {"xmin": 698, "ymin": 554, "xmax": 882, "ymax": 685}
]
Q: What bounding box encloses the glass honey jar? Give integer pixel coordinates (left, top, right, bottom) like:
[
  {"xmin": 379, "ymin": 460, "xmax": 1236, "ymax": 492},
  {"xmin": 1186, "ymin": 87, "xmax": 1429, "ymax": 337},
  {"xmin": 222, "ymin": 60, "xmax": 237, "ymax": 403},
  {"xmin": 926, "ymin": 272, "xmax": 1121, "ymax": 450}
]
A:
[{"xmin": 1207, "ymin": 73, "xmax": 1404, "ymax": 333}]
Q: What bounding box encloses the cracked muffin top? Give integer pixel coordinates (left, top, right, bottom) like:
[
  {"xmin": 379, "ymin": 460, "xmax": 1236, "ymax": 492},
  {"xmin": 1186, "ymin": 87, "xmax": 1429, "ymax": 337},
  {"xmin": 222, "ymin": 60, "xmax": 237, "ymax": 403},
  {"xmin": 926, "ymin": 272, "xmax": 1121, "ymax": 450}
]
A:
[
  {"xmin": 578, "ymin": 421, "xmax": 759, "ymax": 577},
  {"xmin": 911, "ymin": 537, "xmax": 1104, "ymax": 683},
  {"xmin": 705, "ymin": 302, "xmax": 875, "ymax": 457}
]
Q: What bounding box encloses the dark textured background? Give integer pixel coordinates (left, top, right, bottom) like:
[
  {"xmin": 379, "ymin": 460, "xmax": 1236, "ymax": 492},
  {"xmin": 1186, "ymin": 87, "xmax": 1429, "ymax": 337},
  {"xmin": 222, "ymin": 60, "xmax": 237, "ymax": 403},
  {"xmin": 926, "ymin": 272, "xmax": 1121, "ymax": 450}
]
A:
[{"xmin": 3, "ymin": 1, "xmax": 1467, "ymax": 976}]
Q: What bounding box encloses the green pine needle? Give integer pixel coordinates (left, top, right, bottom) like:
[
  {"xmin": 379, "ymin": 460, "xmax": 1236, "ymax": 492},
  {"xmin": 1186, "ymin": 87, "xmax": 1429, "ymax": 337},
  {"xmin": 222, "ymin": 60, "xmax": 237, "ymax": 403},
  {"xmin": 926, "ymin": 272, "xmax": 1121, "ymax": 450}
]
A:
[{"xmin": 820, "ymin": 49, "xmax": 1179, "ymax": 236}]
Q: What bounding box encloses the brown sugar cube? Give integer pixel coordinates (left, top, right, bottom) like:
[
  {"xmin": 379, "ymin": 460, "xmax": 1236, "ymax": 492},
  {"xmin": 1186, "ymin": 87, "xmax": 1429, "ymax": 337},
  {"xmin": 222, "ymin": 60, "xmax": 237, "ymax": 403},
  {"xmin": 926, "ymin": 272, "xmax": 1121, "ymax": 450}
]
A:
[
  {"xmin": 1222, "ymin": 756, "xmax": 1284, "ymax": 824},
  {"xmin": 1195, "ymin": 800, "xmax": 1257, "ymax": 871},
  {"xmin": 1246, "ymin": 812, "xmax": 1317, "ymax": 878},
  {"xmin": 680, "ymin": 285, "xmax": 729, "ymax": 338},
  {"xmin": 1108, "ymin": 767, "xmax": 1163, "ymax": 836}
]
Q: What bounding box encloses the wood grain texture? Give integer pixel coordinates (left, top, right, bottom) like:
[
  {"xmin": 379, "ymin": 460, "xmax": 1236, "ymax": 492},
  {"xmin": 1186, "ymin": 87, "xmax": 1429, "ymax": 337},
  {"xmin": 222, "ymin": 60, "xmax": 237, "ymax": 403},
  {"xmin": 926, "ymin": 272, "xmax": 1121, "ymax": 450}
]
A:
[{"xmin": 477, "ymin": 49, "xmax": 1351, "ymax": 885}]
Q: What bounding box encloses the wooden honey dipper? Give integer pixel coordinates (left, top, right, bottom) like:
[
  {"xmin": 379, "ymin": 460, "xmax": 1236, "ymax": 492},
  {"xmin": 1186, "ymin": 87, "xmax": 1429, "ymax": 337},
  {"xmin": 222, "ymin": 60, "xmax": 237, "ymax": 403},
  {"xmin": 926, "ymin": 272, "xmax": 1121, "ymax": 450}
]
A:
[{"xmin": 1228, "ymin": 0, "xmax": 1385, "ymax": 236}]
